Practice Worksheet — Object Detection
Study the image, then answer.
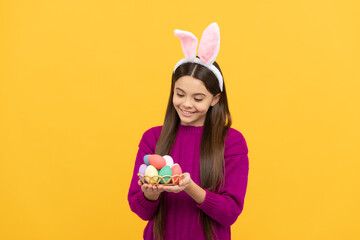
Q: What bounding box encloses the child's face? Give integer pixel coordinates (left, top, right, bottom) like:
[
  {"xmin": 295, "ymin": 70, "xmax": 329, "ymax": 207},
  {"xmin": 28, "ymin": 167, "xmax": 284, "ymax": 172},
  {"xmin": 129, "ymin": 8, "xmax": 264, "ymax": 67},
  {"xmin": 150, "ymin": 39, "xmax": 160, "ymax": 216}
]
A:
[{"xmin": 173, "ymin": 76, "xmax": 220, "ymax": 126}]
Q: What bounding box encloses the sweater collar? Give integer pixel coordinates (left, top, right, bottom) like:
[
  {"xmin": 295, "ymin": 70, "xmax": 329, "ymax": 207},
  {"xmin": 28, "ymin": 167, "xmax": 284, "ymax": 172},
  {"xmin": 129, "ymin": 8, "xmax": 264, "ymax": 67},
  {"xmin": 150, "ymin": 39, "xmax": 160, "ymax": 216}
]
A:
[{"xmin": 178, "ymin": 124, "xmax": 204, "ymax": 134}]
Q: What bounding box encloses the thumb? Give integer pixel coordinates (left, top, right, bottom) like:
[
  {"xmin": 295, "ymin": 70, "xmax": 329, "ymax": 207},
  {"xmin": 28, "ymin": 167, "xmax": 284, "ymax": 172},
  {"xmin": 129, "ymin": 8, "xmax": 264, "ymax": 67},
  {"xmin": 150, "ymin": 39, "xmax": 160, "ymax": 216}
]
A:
[{"xmin": 180, "ymin": 172, "xmax": 190, "ymax": 185}]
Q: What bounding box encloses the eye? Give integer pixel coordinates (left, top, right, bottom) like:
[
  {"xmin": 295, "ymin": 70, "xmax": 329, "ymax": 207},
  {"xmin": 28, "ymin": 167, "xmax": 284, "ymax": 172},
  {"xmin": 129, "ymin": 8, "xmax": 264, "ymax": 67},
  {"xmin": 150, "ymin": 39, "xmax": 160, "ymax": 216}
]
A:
[
  {"xmin": 177, "ymin": 93, "xmax": 184, "ymax": 97},
  {"xmin": 194, "ymin": 98, "xmax": 203, "ymax": 102}
]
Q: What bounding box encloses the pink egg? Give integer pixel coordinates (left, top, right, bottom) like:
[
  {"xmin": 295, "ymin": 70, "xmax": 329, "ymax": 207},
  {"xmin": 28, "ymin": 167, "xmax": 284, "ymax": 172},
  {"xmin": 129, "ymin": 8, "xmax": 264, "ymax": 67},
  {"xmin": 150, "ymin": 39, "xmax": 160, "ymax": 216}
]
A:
[
  {"xmin": 148, "ymin": 154, "xmax": 166, "ymax": 170},
  {"xmin": 171, "ymin": 163, "xmax": 182, "ymax": 184}
]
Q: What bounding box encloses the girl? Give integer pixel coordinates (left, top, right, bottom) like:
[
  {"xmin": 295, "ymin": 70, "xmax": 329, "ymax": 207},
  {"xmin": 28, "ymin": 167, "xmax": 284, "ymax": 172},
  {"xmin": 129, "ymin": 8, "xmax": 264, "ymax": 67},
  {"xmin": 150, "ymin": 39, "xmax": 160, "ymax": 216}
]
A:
[{"xmin": 128, "ymin": 22, "xmax": 249, "ymax": 240}]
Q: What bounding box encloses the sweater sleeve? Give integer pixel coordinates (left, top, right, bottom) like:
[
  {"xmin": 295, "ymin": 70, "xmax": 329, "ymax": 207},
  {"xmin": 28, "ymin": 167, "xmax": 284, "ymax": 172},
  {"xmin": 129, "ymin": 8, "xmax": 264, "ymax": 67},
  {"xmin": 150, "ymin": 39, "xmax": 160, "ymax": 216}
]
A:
[
  {"xmin": 127, "ymin": 127, "xmax": 161, "ymax": 221},
  {"xmin": 196, "ymin": 130, "xmax": 249, "ymax": 227}
]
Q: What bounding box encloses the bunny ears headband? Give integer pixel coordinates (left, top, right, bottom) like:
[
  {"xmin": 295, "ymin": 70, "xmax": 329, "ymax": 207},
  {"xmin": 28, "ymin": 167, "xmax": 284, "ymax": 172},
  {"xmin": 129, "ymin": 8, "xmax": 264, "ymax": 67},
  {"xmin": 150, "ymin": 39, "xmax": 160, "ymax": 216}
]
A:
[{"xmin": 173, "ymin": 22, "xmax": 223, "ymax": 92}]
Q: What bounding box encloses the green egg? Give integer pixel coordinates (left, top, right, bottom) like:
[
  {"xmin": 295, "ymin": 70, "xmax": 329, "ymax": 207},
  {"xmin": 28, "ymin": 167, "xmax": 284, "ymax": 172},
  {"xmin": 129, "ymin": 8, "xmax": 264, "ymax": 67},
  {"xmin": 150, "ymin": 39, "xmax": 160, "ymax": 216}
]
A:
[{"xmin": 159, "ymin": 165, "xmax": 172, "ymax": 184}]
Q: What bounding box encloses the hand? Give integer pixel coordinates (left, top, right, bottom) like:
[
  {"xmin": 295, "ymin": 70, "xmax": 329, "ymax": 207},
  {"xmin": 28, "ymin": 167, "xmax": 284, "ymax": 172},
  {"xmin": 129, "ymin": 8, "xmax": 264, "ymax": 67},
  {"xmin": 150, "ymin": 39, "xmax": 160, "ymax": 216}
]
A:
[
  {"xmin": 138, "ymin": 179, "xmax": 165, "ymax": 201},
  {"xmin": 162, "ymin": 172, "xmax": 191, "ymax": 193}
]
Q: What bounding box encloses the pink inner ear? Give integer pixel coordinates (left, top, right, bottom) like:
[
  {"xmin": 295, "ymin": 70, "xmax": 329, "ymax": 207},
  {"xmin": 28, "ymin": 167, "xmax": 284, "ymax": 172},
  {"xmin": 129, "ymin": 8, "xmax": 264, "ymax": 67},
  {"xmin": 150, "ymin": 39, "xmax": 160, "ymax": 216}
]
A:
[
  {"xmin": 198, "ymin": 23, "xmax": 220, "ymax": 65},
  {"xmin": 174, "ymin": 30, "xmax": 198, "ymax": 60}
]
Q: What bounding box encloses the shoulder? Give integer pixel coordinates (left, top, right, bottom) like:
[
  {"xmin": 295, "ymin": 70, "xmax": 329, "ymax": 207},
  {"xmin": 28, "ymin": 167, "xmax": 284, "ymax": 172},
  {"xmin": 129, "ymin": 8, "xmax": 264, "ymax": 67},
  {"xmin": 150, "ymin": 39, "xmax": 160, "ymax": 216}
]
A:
[
  {"xmin": 140, "ymin": 125, "xmax": 163, "ymax": 142},
  {"xmin": 225, "ymin": 127, "xmax": 247, "ymax": 144},
  {"xmin": 138, "ymin": 125, "xmax": 163, "ymax": 153},
  {"xmin": 224, "ymin": 127, "xmax": 248, "ymax": 155}
]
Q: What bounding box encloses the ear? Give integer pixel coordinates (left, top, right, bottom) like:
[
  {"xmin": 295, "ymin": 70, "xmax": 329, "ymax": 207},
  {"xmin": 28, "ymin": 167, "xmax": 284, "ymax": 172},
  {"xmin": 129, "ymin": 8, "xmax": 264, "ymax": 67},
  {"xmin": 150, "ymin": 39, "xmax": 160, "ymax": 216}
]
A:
[
  {"xmin": 198, "ymin": 22, "xmax": 220, "ymax": 66},
  {"xmin": 174, "ymin": 29, "xmax": 198, "ymax": 60},
  {"xmin": 211, "ymin": 93, "xmax": 221, "ymax": 107}
]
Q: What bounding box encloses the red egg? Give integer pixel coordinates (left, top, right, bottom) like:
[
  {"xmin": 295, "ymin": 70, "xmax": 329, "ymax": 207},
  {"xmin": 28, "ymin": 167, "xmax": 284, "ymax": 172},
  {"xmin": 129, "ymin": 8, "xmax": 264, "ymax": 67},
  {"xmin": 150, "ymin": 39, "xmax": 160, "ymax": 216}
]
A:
[
  {"xmin": 148, "ymin": 154, "xmax": 166, "ymax": 170},
  {"xmin": 171, "ymin": 163, "xmax": 182, "ymax": 184}
]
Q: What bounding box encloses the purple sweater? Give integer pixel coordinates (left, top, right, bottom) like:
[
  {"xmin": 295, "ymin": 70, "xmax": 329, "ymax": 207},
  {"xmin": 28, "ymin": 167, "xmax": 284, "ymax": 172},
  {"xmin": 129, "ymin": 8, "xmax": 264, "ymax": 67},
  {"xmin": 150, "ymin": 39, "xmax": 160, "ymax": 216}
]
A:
[{"xmin": 128, "ymin": 125, "xmax": 249, "ymax": 240}]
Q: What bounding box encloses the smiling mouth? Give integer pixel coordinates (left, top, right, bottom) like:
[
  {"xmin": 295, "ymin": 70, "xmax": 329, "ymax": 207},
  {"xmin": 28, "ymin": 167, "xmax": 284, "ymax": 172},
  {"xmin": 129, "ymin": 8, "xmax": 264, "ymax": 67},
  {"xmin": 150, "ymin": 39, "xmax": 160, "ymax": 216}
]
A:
[{"xmin": 180, "ymin": 107, "xmax": 196, "ymax": 116}]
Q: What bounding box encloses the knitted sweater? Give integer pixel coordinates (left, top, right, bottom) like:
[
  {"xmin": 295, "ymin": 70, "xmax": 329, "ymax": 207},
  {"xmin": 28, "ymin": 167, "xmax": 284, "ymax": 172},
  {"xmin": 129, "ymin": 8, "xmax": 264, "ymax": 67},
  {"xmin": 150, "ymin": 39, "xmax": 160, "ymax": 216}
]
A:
[{"xmin": 128, "ymin": 125, "xmax": 249, "ymax": 240}]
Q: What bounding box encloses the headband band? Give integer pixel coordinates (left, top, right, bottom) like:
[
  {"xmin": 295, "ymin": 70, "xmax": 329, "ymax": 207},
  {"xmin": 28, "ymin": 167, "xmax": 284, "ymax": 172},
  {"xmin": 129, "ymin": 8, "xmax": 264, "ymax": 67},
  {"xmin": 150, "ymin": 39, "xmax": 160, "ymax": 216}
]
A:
[{"xmin": 173, "ymin": 22, "xmax": 223, "ymax": 92}]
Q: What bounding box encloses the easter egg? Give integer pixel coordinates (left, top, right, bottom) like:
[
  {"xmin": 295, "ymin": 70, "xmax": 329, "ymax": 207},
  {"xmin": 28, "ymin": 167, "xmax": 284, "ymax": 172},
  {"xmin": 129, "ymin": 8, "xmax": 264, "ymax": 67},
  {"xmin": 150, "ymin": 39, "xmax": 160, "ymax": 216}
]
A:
[
  {"xmin": 171, "ymin": 164, "xmax": 182, "ymax": 184},
  {"xmin": 148, "ymin": 154, "xmax": 166, "ymax": 170},
  {"xmin": 143, "ymin": 154, "xmax": 151, "ymax": 165},
  {"xmin": 138, "ymin": 164, "xmax": 147, "ymax": 182},
  {"xmin": 159, "ymin": 165, "xmax": 172, "ymax": 184},
  {"xmin": 163, "ymin": 155, "xmax": 174, "ymax": 166},
  {"xmin": 144, "ymin": 165, "xmax": 159, "ymax": 184}
]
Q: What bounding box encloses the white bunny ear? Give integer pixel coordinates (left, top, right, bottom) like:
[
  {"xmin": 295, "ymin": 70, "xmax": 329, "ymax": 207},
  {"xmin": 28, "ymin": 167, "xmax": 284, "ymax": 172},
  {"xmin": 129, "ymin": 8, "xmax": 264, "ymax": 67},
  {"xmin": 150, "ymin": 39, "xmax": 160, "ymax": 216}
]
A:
[
  {"xmin": 198, "ymin": 22, "xmax": 220, "ymax": 65},
  {"xmin": 174, "ymin": 29, "xmax": 198, "ymax": 60}
]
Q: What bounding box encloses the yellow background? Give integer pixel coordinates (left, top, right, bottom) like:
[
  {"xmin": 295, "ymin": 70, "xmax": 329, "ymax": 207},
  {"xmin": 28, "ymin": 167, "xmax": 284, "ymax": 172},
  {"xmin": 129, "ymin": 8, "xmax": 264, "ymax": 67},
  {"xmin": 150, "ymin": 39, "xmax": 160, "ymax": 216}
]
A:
[{"xmin": 1, "ymin": 0, "xmax": 359, "ymax": 239}]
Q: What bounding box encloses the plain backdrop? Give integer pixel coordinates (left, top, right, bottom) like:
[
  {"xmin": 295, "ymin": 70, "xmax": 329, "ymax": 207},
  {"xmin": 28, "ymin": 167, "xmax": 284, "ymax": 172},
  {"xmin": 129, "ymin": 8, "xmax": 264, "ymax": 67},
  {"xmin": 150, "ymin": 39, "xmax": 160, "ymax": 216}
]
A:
[{"xmin": 0, "ymin": 0, "xmax": 359, "ymax": 239}]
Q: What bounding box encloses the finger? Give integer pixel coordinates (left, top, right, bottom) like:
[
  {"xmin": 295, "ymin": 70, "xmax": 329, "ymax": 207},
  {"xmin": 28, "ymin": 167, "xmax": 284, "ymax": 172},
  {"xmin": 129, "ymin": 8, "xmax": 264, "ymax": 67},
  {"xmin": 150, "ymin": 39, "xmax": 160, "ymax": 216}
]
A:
[
  {"xmin": 141, "ymin": 184, "xmax": 147, "ymax": 192},
  {"xmin": 179, "ymin": 173, "xmax": 190, "ymax": 186},
  {"xmin": 143, "ymin": 183, "xmax": 154, "ymax": 193},
  {"xmin": 150, "ymin": 184, "xmax": 161, "ymax": 193},
  {"xmin": 180, "ymin": 173, "xmax": 188, "ymax": 182},
  {"xmin": 162, "ymin": 186, "xmax": 172, "ymax": 192},
  {"xmin": 179, "ymin": 179, "xmax": 187, "ymax": 186},
  {"xmin": 147, "ymin": 184, "xmax": 156, "ymax": 193},
  {"xmin": 156, "ymin": 185, "xmax": 165, "ymax": 192},
  {"xmin": 164, "ymin": 185, "xmax": 181, "ymax": 193}
]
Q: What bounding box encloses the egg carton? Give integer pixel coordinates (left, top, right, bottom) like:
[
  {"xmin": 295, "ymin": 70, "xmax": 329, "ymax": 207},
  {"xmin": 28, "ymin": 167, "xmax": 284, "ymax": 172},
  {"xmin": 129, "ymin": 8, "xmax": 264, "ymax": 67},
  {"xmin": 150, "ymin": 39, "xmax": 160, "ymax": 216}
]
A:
[{"xmin": 138, "ymin": 173, "xmax": 184, "ymax": 186}]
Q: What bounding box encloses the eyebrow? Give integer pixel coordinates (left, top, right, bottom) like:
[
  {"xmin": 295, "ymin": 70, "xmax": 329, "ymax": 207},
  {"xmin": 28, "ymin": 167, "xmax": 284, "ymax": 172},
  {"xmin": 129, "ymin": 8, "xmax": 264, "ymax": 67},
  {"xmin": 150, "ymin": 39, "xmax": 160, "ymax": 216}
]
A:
[{"xmin": 176, "ymin": 87, "xmax": 206, "ymax": 96}]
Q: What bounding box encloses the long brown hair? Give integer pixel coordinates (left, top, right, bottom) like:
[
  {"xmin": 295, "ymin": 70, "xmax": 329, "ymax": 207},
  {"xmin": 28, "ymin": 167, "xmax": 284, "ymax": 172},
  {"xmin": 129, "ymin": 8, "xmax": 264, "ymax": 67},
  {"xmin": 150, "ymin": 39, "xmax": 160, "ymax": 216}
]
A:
[{"xmin": 153, "ymin": 59, "xmax": 232, "ymax": 240}]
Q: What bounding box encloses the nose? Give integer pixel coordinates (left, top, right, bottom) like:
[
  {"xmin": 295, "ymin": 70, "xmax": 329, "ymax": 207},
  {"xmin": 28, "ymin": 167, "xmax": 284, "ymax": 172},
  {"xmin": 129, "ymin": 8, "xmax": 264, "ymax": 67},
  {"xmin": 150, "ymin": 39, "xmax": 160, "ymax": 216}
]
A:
[{"xmin": 183, "ymin": 97, "xmax": 193, "ymax": 109}]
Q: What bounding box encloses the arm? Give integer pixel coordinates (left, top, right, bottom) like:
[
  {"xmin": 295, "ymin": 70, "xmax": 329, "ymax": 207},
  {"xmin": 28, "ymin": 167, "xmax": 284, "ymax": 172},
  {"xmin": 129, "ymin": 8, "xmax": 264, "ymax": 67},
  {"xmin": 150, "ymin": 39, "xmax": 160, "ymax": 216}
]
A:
[
  {"xmin": 162, "ymin": 133, "xmax": 249, "ymax": 227},
  {"xmin": 184, "ymin": 179, "xmax": 206, "ymax": 204},
  {"xmin": 162, "ymin": 173, "xmax": 206, "ymax": 204},
  {"xmin": 195, "ymin": 134, "xmax": 249, "ymax": 227},
  {"xmin": 127, "ymin": 128, "xmax": 161, "ymax": 221}
]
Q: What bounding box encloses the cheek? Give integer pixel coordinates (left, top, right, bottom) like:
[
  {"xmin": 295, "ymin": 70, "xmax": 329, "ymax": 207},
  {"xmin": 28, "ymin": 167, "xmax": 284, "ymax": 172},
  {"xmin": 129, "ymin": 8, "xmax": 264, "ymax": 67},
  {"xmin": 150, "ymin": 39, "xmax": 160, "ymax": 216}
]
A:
[
  {"xmin": 193, "ymin": 103, "xmax": 206, "ymax": 112},
  {"xmin": 197, "ymin": 101, "xmax": 212, "ymax": 112},
  {"xmin": 172, "ymin": 96, "xmax": 181, "ymax": 106},
  {"xmin": 199, "ymin": 107, "xmax": 209, "ymax": 113}
]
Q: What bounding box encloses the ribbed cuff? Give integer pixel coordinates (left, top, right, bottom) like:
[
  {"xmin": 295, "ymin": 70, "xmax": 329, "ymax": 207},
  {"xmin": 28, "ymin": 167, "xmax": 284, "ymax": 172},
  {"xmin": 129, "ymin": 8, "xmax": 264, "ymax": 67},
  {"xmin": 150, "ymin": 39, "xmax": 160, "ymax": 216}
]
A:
[
  {"xmin": 196, "ymin": 189, "xmax": 220, "ymax": 215},
  {"xmin": 136, "ymin": 191, "xmax": 160, "ymax": 209}
]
